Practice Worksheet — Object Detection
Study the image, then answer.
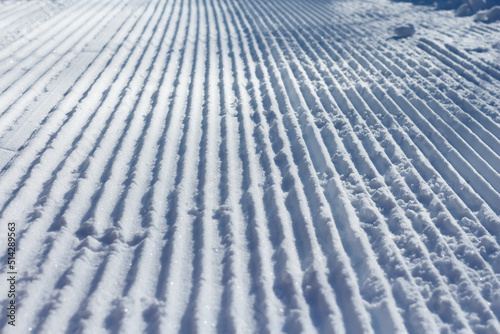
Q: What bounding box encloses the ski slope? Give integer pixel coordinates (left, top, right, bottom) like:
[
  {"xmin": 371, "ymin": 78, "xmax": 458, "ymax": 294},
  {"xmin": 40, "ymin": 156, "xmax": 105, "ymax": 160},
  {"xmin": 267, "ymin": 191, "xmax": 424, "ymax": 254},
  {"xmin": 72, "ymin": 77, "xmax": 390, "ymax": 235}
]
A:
[{"xmin": 0, "ymin": 0, "xmax": 500, "ymax": 332}]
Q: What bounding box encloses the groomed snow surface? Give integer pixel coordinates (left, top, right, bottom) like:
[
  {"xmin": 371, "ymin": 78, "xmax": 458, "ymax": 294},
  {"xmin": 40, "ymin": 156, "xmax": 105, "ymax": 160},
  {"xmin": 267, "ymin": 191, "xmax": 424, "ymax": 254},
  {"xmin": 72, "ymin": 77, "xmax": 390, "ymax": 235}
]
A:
[{"xmin": 0, "ymin": 0, "xmax": 500, "ymax": 333}]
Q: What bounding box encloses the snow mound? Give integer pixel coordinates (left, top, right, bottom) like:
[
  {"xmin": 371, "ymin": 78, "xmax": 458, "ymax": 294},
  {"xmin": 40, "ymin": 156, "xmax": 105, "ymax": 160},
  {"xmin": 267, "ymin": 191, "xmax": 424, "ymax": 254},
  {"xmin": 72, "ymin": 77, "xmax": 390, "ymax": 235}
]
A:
[
  {"xmin": 397, "ymin": 0, "xmax": 500, "ymax": 17},
  {"xmin": 394, "ymin": 23, "xmax": 416, "ymax": 37},
  {"xmin": 475, "ymin": 5, "xmax": 500, "ymax": 22}
]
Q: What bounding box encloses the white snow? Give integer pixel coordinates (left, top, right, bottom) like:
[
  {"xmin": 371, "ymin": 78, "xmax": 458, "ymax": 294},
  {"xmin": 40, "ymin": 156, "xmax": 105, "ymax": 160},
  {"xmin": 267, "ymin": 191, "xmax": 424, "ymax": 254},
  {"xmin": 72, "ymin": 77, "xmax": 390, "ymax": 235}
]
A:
[
  {"xmin": 476, "ymin": 6, "xmax": 500, "ymax": 22},
  {"xmin": 0, "ymin": 0, "xmax": 499, "ymax": 333},
  {"xmin": 393, "ymin": 23, "xmax": 416, "ymax": 38}
]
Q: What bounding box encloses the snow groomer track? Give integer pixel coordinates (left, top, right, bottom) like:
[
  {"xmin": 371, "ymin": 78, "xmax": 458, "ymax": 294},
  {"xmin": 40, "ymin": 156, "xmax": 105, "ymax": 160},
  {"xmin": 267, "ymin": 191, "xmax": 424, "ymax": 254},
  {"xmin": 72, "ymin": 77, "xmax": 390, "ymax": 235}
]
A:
[{"xmin": 1, "ymin": 0, "xmax": 500, "ymax": 332}]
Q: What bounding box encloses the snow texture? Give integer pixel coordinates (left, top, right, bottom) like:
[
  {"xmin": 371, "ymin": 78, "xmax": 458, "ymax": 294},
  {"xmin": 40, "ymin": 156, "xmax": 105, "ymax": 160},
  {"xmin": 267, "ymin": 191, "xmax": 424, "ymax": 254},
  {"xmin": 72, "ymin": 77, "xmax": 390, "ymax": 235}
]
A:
[
  {"xmin": 476, "ymin": 6, "xmax": 500, "ymax": 22},
  {"xmin": 0, "ymin": 0, "xmax": 499, "ymax": 333},
  {"xmin": 398, "ymin": 0, "xmax": 500, "ymax": 16}
]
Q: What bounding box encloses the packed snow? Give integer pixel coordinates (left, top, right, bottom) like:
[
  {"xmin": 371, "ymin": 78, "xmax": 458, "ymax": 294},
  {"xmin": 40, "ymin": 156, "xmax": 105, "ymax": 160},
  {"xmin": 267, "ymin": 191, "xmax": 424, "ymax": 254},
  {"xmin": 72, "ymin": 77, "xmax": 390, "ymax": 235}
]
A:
[{"xmin": 0, "ymin": 0, "xmax": 499, "ymax": 333}]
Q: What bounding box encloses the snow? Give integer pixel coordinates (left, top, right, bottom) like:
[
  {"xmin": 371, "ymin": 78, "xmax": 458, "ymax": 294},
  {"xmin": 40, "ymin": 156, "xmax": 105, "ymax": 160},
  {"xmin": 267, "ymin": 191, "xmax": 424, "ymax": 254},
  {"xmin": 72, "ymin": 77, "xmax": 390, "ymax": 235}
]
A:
[
  {"xmin": 393, "ymin": 24, "xmax": 416, "ymax": 38},
  {"xmin": 0, "ymin": 0, "xmax": 499, "ymax": 332},
  {"xmin": 476, "ymin": 6, "xmax": 500, "ymax": 22},
  {"xmin": 400, "ymin": 0, "xmax": 500, "ymax": 17}
]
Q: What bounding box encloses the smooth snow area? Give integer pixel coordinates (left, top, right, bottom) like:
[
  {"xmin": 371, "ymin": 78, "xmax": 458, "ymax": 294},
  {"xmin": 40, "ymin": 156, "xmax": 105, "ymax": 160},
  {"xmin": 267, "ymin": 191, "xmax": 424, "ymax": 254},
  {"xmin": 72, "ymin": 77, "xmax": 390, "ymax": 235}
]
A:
[{"xmin": 1, "ymin": 0, "xmax": 500, "ymax": 333}]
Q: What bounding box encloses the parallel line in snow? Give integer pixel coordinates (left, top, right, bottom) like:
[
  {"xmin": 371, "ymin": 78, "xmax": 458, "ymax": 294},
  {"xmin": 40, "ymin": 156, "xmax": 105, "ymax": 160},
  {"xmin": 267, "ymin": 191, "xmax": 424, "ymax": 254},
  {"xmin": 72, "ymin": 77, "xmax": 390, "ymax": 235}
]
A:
[
  {"xmin": 109, "ymin": 0, "xmax": 196, "ymax": 331},
  {"xmin": 235, "ymin": 0, "xmax": 410, "ymax": 332},
  {"xmin": 0, "ymin": 3, "xmax": 50, "ymax": 32},
  {"xmin": 340, "ymin": 34, "xmax": 500, "ymax": 195},
  {"xmin": 0, "ymin": 0, "xmax": 120, "ymax": 137},
  {"xmin": 1, "ymin": 0, "xmax": 499, "ymax": 332},
  {"xmin": 254, "ymin": 0, "xmax": 458, "ymax": 332},
  {"xmin": 374, "ymin": 39, "xmax": 500, "ymax": 154},
  {"xmin": 226, "ymin": 0, "xmax": 344, "ymax": 332},
  {"xmin": 0, "ymin": 1, "xmax": 131, "ymax": 154},
  {"xmin": 0, "ymin": 0, "xmax": 104, "ymax": 73},
  {"xmin": 0, "ymin": 2, "xmax": 33, "ymax": 21},
  {"xmin": 175, "ymin": 0, "xmax": 225, "ymax": 331},
  {"xmin": 262, "ymin": 0, "xmax": 500, "ymax": 330},
  {"xmin": 222, "ymin": 1, "xmax": 324, "ymax": 332},
  {"xmin": 0, "ymin": 0, "xmax": 111, "ymax": 77},
  {"xmin": 0, "ymin": 0, "xmax": 170, "ymax": 330},
  {"xmin": 62, "ymin": 0, "xmax": 184, "ymax": 331},
  {"xmin": 358, "ymin": 40, "xmax": 500, "ymax": 158},
  {"xmin": 416, "ymin": 39, "xmax": 500, "ymax": 98},
  {"xmin": 311, "ymin": 16, "xmax": 500, "ymax": 219}
]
